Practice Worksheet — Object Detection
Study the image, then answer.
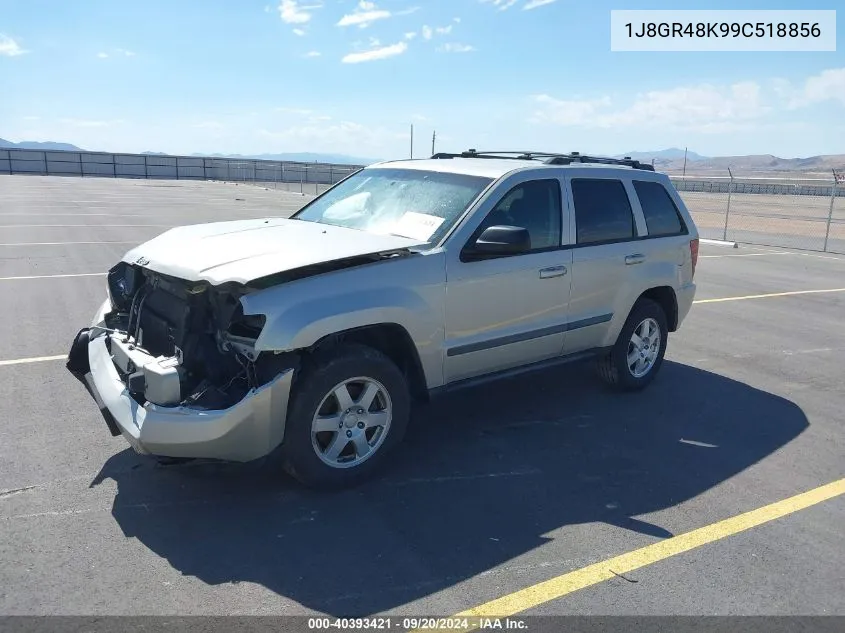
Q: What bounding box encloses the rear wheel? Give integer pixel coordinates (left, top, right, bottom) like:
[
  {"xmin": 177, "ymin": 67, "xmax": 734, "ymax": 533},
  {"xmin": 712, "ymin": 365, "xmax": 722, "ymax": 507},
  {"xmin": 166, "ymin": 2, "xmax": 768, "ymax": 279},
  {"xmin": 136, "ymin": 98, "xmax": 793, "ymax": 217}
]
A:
[
  {"xmin": 280, "ymin": 343, "xmax": 410, "ymax": 489},
  {"xmin": 597, "ymin": 298, "xmax": 668, "ymax": 391}
]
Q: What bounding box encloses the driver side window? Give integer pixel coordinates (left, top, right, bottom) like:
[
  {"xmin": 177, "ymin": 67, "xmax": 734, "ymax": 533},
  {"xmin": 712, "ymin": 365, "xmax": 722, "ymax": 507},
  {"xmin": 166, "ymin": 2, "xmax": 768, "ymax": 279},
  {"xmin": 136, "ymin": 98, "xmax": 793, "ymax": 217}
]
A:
[{"xmin": 474, "ymin": 179, "xmax": 562, "ymax": 252}]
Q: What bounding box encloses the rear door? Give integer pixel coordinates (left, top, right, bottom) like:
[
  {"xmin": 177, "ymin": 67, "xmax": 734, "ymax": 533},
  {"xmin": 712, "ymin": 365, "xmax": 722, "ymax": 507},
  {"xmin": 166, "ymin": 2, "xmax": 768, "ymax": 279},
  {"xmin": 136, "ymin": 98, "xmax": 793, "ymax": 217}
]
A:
[{"xmin": 562, "ymin": 172, "xmax": 645, "ymax": 354}]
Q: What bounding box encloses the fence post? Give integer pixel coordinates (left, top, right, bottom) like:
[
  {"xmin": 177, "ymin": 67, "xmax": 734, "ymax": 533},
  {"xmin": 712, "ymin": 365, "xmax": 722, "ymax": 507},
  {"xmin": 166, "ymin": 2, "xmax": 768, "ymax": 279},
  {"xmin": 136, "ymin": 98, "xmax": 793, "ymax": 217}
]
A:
[
  {"xmin": 722, "ymin": 167, "xmax": 734, "ymax": 241},
  {"xmin": 144, "ymin": 154, "xmax": 149, "ymax": 179},
  {"xmin": 823, "ymin": 170, "xmax": 840, "ymax": 253}
]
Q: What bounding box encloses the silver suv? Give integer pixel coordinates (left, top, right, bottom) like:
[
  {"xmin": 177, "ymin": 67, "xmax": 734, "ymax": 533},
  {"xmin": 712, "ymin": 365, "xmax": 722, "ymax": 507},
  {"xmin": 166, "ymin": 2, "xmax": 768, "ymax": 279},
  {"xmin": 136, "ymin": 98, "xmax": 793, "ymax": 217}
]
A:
[{"xmin": 67, "ymin": 150, "xmax": 699, "ymax": 488}]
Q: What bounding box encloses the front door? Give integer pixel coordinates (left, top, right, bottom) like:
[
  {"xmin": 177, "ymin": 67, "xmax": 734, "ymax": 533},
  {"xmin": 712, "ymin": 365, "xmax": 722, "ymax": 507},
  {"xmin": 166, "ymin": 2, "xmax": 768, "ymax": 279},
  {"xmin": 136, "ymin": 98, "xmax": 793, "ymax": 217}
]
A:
[{"xmin": 443, "ymin": 176, "xmax": 572, "ymax": 383}]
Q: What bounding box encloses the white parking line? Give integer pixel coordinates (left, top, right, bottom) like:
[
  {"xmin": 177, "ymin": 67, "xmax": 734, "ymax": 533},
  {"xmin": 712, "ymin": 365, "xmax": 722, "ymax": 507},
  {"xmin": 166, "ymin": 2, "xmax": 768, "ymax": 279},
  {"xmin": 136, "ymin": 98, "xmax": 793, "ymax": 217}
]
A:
[
  {"xmin": 0, "ymin": 272, "xmax": 106, "ymax": 281},
  {"xmin": 694, "ymin": 288, "xmax": 845, "ymax": 304},
  {"xmin": 0, "ymin": 224, "xmax": 174, "ymax": 228},
  {"xmin": 0, "ymin": 241, "xmax": 136, "ymax": 246},
  {"xmin": 700, "ymin": 251, "xmax": 845, "ymax": 261},
  {"xmin": 700, "ymin": 252, "xmax": 791, "ymax": 259},
  {"xmin": 0, "ymin": 355, "xmax": 67, "ymax": 367}
]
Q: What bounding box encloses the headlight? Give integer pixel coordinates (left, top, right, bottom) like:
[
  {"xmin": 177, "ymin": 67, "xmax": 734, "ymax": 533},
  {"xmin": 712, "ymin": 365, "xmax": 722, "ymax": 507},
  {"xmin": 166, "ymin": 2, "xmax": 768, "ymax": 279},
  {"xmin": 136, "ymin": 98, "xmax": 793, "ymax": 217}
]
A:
[{"xmin": 107, "ymin": 262, "xmax": 140, "ymax": 311}]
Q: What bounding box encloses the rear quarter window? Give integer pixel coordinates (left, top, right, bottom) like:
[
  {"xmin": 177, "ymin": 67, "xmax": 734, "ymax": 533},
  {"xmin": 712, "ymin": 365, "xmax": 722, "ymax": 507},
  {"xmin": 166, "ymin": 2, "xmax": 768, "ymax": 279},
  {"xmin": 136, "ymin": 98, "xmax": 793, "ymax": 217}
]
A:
[{"xmin": 633, "ymin": 180, "xmax": 687, "ymax": 237}]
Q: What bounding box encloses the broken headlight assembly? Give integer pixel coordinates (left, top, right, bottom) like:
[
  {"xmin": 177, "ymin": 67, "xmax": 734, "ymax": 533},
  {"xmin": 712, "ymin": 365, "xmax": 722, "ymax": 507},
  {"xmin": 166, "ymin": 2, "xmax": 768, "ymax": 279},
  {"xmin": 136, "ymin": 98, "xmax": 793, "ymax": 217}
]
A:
[{"xmin": 106, "ymin": 261, "xmax": 142, "ymax": 311}]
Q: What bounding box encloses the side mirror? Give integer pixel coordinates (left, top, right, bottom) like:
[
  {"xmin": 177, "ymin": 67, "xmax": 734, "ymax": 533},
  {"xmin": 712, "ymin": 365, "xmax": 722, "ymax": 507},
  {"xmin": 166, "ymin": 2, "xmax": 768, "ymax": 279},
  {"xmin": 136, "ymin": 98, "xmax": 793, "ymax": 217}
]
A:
[{"xmin": 465, "ymin": 225, "xmax": 531, "ymax": 259}]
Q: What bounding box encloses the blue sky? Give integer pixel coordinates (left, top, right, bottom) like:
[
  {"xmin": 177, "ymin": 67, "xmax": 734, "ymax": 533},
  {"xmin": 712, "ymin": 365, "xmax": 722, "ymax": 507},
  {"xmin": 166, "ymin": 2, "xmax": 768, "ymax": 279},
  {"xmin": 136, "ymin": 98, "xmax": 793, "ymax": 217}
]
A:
[{"xmin": 1, "ymin": 0, "xmax": 843, "ymax": 160}]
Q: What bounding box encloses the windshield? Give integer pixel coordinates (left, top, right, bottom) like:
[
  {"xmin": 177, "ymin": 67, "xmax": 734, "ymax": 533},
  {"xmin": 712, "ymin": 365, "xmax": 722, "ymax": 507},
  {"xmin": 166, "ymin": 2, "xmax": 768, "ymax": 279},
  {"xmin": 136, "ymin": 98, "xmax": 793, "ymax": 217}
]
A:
[{"xmin": 292, "ymin": 168, "xmax": 493, "ymax": 245}]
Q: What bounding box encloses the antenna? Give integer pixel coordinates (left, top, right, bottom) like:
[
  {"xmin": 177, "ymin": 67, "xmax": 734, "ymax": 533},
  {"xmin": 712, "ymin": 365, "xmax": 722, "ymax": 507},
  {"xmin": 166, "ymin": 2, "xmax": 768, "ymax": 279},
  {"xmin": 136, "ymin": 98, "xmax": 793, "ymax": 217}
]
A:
[{"xmin": 431, "ymin": 130, "xmax": 436, "ymax": 156}]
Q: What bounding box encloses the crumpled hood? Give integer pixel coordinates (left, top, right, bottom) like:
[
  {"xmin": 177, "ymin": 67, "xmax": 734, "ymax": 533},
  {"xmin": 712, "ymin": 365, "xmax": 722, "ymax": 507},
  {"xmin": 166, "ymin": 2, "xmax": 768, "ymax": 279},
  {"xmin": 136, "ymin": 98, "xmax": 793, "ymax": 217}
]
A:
[{"xmin": 121, "ymin": 218, "xmax": 427, "ymax": 285}]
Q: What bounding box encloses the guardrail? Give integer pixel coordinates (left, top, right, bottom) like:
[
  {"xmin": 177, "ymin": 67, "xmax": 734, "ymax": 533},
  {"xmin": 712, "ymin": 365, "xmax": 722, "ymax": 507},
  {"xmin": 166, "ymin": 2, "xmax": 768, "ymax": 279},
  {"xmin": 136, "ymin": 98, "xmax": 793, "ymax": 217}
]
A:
[{"xmin": 0, "ymin": 148, "xmax": 365, "ymax": 187}]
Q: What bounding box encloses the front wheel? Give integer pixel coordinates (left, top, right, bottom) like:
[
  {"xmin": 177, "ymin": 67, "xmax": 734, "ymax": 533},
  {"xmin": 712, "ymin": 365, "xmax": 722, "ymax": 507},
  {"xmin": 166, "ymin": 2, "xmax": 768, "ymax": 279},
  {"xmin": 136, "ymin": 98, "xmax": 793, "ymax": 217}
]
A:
[
  {"xmin": 280, "ymin": 343, "xmax": 410, "ymax": 489},
  {"xmin": 596, "ymin": 298, "xmax": 668, "ymax": 391}
]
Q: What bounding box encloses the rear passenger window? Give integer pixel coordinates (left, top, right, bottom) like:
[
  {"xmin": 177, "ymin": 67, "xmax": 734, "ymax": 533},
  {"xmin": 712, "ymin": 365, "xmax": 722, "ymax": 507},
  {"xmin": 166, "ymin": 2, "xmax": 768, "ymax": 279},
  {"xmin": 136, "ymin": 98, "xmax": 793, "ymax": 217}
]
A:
[
  {"xmin": 571, "ymin": 178, "xmax": 635, "ymax": 245},
  {"xmin": 634, "ymin": 180, "xmax": 687, "ymax": 236}
]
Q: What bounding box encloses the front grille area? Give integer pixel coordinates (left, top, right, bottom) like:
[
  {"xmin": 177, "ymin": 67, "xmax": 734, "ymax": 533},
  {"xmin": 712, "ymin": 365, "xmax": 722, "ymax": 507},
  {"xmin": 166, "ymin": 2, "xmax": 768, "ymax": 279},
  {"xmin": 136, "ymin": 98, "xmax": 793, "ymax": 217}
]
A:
[{"xmin": 137, "ymin": 287, "xmax": 192, "ymax": 357}]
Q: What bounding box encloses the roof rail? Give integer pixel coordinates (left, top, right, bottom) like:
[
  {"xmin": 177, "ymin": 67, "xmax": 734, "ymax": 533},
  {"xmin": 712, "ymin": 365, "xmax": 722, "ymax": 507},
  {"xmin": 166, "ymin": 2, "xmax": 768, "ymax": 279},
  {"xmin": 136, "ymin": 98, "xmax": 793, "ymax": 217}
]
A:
[{"xmin": 430, "ymin": 149, "xmax": 655, "ymax": 171}]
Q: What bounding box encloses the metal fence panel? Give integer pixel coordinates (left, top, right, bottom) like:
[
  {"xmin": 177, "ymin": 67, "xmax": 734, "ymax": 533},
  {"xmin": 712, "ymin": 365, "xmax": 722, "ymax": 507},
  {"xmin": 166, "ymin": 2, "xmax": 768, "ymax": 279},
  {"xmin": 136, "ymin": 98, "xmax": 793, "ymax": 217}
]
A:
[
  {"xmin": 10, "ymin": 159, "xmax": 43, "ymax": 172},
  {"xmin": 114, "ymin": 154, "xmax": 146, "ymax": 165},
  {"xmin": 47, "ymin": 161, "xmax": 82, "ymax": 175},
  {"xmin": 114, "ymin": 164, "xmax": 147, "ymax": 178}
]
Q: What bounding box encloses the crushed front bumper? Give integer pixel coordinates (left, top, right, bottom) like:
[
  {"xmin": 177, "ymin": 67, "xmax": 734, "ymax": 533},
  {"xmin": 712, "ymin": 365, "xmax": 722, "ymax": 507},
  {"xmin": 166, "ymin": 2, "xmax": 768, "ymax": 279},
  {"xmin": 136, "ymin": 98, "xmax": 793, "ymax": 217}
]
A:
[{"xmin": 66, "ymin": 300, "xmax": 295, "ymax": 462}]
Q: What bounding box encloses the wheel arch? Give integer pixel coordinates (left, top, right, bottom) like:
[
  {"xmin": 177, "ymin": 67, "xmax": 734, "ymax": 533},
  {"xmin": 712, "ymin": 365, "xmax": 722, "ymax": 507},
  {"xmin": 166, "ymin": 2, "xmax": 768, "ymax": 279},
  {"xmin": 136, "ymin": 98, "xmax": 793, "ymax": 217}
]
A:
[
  {"xmin": 638, "ymin": 286, "xmax": 679, "ymax": 332},
  {"xmin": 305, "ymin": 323, "xmax": 430, "ymax": 403}
]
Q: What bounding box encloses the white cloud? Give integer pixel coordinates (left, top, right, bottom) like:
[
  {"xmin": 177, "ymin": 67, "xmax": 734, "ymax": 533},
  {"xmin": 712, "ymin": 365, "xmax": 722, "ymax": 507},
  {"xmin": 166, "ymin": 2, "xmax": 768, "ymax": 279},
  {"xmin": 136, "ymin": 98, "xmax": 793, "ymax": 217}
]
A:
[
  {"xmin": 0, "ymin": 35, "xmax": 27, "ymax": 56},
  {"xmin": 479, "ymin": 0, "xmax": 519, "ymax": 11},
  {"xmin": 192, "ymin": 121, "xmax": 224, "ymax": 129},
  {"xmin": 278, "ymin": 0, "xmax": 322, "ymax": 24},
  {"xmin": 304, "ymin": 50, "xmax": 321, "ymax": 57},
  {"xmin": 337, "ymin": 1, "xmax": 391, "ymax": 28},
  {"xmin": 524, "ymin": 0, "xmax": 557, "ymax": 9},
  {"xmin": 531, "ymin": 82, "xmax": 770, "ymax": 133},
  {"xmin": 454, "ymin": 17, "xmax": 461, "ymax": 23},
  {"xmin": 530, "ymin": 81, "xmax": 768, "ymax": 132},
  {"xmin": 421, "ymin": 25, "xmax": 432, "ymax": 40},
  {"xmin": 435, "ymin": 25, "xmax": 453, "ymax": 35},
  {"xmin": 258, "ymin": 119, "xmax": 402, "ymax": 155},
  {"xmin": 97, "ymin": 48, "xmax": 136, "ymax": 59},
  {"xmin": 59, "ymin": 118, "xmax": 124, "ymax": 128},
  {"xmin": 438, "ymin": 43, "xmax": 476, "ymax": 53},
  {"xmin": 404, "ymin": 31, "xmax": 417, "ymax": 40},
  {"xmin": 293, "ymin": 28, "xmax": 306, "ymax": 36},
  {"xmin": 342, "ymin": 41, "xmax": 407, "ymax": 63},
  {"xmin": 275, "ymin": 107, "xmax": 314, "ymax": 115},
  {"xmin": 777, "ymin": 68, "xmax": 845, "ymax": 109}
]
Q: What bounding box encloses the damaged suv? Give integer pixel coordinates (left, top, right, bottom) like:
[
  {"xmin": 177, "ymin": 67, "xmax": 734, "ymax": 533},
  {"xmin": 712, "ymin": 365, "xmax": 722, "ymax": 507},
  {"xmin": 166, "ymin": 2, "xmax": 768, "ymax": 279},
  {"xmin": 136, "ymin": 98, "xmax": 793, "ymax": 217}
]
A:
[{"xmin": 67, "ymin": 150, "xmax": 699, "ymax": 489}]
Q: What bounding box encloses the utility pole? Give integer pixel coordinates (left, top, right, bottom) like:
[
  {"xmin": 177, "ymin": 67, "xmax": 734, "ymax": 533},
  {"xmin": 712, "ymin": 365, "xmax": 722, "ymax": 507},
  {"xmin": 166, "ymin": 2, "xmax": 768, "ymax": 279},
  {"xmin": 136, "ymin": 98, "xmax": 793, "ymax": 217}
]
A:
[
  {"xmin": 682, "ymin": 146, "xmax": 688, "ymax": 180},
  {"xmin": 431, "ymin": 130, "xmax": 436, "ymax": 156},
  {"xmin": 410, "ymin": 124, "xmax": 414, "ymax": 159}
]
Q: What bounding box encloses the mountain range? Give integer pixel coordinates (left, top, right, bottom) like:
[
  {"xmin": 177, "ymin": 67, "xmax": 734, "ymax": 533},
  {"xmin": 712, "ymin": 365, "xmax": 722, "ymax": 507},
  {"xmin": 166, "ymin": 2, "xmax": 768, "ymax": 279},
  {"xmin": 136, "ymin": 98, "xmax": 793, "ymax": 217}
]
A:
[
  {"xmin": 0, "ymin": 138, "xmax": 85, "ymax": 152},
  {"xmin": 2, "ymin": 138, "xmax": 842, "ymax": 173}
]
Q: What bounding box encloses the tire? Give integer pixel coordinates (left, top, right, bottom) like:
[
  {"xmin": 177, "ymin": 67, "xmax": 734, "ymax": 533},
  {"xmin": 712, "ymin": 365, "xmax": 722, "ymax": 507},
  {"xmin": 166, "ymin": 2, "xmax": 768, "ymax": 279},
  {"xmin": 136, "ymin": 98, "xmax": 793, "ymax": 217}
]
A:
[
  {"xmin": 280, "ymin": 343, "xmax": 411, "ymax": 490},
  {"xmin": 596, "ymin": 298, "xmax": 669, "ymax": 391}
]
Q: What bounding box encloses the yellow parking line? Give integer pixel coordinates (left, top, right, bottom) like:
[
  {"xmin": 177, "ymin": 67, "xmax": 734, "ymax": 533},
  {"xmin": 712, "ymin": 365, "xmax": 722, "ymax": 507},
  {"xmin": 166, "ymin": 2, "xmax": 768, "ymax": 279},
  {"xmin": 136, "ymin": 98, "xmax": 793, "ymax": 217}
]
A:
[
  {"xmin": 694, "ymin": 288, "xmax": 845, "ymax": 304},
  {"xmin": 444, "ymin": 478, "xmax": 845, "ymax": 626}
]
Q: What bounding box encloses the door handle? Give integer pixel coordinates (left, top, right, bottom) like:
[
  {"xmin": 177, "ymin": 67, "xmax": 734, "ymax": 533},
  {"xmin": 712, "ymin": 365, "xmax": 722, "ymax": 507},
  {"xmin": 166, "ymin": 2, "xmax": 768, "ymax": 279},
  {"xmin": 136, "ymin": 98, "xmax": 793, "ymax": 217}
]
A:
[
  {"xmin": 539, "ymin": 265, "xmax": 567, "ymax": 279},
  {"xmin": 625, "ymin": 254, "xmax": 646, "ymax": 265}
]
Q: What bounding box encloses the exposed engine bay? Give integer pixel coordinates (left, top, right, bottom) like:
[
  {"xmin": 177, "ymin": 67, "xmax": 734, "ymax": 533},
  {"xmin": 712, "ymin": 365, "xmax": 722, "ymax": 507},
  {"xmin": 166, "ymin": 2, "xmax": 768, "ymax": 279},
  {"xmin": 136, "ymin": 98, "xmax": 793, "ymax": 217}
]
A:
[{"xmin": 101, "ymin": 261, "xmax": 297, "ymax": 410}]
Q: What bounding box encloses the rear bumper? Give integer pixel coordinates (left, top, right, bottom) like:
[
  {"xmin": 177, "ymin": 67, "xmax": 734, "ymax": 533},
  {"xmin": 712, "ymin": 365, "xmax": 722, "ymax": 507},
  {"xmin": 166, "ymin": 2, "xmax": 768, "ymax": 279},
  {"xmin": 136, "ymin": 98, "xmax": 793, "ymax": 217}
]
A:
[{"xmin": 67, "ymin": 300, "xmax": 295, "ymax": 462}]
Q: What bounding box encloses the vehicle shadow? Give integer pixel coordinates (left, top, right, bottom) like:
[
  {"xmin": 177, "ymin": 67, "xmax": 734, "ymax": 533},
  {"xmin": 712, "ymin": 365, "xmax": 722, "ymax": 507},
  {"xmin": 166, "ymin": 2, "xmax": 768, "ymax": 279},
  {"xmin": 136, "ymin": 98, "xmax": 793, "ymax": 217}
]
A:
[{"xmin": 91, "ymin": 360, "xmax": 808, "ymax": 615}]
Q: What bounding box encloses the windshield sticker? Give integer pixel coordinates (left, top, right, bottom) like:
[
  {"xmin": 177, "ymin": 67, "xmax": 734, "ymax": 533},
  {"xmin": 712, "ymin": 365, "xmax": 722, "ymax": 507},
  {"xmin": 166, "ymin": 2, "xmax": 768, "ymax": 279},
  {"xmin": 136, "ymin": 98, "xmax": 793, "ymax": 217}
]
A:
[{"xmin": 390, "ymin": 212, "xmax": 445, "ymax": 241}]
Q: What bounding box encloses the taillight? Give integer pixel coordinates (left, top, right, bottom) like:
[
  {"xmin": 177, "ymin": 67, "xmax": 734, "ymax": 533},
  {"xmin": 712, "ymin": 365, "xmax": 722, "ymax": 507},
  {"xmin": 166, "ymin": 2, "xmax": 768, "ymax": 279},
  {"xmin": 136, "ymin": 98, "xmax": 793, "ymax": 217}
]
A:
[{"xmin": 689, "ymin": 238, "xmax": 699, "ymax": 278}]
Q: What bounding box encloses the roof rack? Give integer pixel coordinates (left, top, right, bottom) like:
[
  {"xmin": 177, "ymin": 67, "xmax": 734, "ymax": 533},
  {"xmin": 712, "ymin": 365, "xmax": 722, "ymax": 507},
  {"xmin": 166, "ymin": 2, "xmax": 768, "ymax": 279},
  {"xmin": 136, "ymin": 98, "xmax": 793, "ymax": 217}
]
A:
[{"xmin": 430, "ymin": 149, "xmax": 655, "ymax": 171}]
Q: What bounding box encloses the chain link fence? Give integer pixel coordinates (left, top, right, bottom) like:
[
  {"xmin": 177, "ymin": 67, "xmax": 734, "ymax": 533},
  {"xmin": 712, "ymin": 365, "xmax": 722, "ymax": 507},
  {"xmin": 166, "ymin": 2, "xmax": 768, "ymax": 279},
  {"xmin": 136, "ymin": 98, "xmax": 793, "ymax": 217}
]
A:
[
  {"xmin": 0, "ymin": 148, "xmax": 364, "ymax": 196},
  {"xmin": 671, "ymin": 171, "xmax": 844, "ymax": 254},
  {"xmin": 2, "ymin": 148, "xmax": 843, "ymax": 254}
]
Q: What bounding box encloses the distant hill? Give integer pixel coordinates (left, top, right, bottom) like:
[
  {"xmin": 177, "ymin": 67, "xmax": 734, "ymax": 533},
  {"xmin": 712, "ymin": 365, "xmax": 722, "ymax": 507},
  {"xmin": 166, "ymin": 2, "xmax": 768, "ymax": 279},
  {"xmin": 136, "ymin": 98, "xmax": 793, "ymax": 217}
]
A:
[
  {"xmin": 616, "ymin": 148, "xmax": 708, "ymax": 161},
  {"xmin": 0, "ymin": 138, "xmax": 84, "ymax": 151},
  {"xmin": 188, "ymin": 151, "xmax": 380, "ymax": 165},
  {"xmin": 4, "ymin": 138, "xmax": 842, "ymax": 174}
]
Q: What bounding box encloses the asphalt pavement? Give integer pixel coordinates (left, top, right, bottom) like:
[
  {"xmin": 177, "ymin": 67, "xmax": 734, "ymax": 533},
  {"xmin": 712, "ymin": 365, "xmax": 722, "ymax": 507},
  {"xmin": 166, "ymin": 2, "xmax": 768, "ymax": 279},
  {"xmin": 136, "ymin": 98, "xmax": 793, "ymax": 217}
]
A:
[{"xmin": 0, "ymin": 176, "xmax": 842, "ymax": 618}]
